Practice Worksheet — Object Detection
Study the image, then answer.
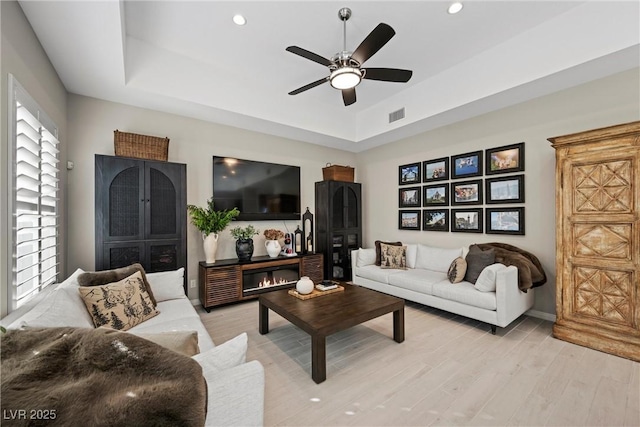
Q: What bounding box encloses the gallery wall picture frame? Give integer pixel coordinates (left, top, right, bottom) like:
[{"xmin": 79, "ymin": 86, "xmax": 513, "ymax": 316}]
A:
[
  {"xmin": 399, "ymin": 187, "xmax": 421, "ymax": 208},
  {"xmin": 423, "ymin": 209, "xmax": 449, "ymax": 232},
  {"xmin": 486, "ymin": 207, "xmax": 525, "ymax": 235},
  {"xmin": 485, "ymin": 142, "xmax": 525, "ymax": 175},
  {"xmin": 486, "ymin": 174, "xmax": 525, "ymax": 204},
  {"xmin": 451, "ymin": 179, "xmax": 483, "ymax": 205},
  {"xmin": 398, "ymin": 162, "xmax": 421, "ymax": 185},
  {"xmin": 399, "ymin": 210, "xmax": 421, "ymax": 230},
  {"xmin": 423, "ymin": 183, "xmax": 449, "ymax": 206},
  {"xmin": 451, "ymin": 208, "xmax": 483, "ymax": 233},
  {"xmin": 451, "ymin": 150, "xmax": 483, "ymax": 179},
  {"xmin": 423, "ymin": 157, "xmax": 449, "ymax": 182}
]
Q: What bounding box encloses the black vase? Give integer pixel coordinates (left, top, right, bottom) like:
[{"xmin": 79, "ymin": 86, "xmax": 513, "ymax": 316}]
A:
[{"xmin": 236, "ymin": 238, "xmax": 254, "ymax": 261}]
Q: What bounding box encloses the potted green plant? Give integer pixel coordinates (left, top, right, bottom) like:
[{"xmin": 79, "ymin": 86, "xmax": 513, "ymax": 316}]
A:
[
  {"xmin": 187, "ymin": 198, "xmax": 239, "ymax": 264},
  {"xmin": 230, "ymin": 225, "xmax": 259, "ymax": 261}
]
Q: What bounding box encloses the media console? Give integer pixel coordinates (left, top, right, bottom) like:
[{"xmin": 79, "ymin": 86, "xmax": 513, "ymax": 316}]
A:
[{"xmin": 199, "ymin": 253, "xmax": 323, "ymax": 312}]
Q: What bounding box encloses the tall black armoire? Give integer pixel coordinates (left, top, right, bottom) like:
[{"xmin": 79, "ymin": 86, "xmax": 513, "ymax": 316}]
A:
[
  {"xmin": 315, "ymin": 181, "xmax": 362, "ymax": 281},
  {"xmin": 95, "ymin": 155, "xmax": 187, "ymax": 276}
]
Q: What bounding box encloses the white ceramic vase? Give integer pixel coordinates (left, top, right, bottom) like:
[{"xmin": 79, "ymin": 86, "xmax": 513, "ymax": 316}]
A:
[
  {"xmin": 265, "ymin": 239, "xmax": 281, "ymax": 258},
  {"xmin": 203, "ymin": 233, "xmax": 219, "ymax": 264},
  {"xmin": 296, "ymin": 276, "xmax": 314, "ymax": 295}
]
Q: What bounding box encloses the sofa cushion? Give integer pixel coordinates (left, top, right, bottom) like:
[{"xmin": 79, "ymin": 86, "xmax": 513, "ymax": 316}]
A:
[
  {"xmin": 415, "ymin": 244, "xmax": 463, "ymax": 273},
  {"xmin": 9, "ymin": 286, "xmax": 94, "ymax": 330},
  {"xmin": 78, "ymin": 271, "xmax": 159, "ymax": 331},
  {"xmin": 374, "ymin": 240, "xmax": 402, "ymax": 266},
  {"xmin": 356, "ymin": 248, "xmax": 376, "ymax": 267},
  {"xmin": 475, "ymin": 263, "xmax": 507, "ymax": 292},
  {"xmin": 380, "ymin": 244, "xmax": 408, "ymax": 269},
  {"xmin": 192, "ymin": 333, "xmax": 248, "ymax": 374},
  {"xmin": 431, "ymin": 280, "xmax": 497, "ymax": 310},
  {"xmin": 78, "ymin": 263, "xmax": 157, "ymax": 307},
  {"xmin": 146, "ymin": 268, "xmax": 186, "ymax": 302},
  {"xmin": 464, "ymin": 245, "xmax": 496, "ymax": 284},
  {"xmin": 387, "ymin": 269, "xmax": 445, "ymax": 295},
  {"xmin": 448, "ymin": 257, "xmax": 467, "ymax": 283},
  {"xmin": 54, "ymin": 268, "xmax": 85, "ymax": 289},
  {"xmin": 356, "ymin": 265, "xmax": 404, "ymax": 284},
  {"xmin": 405, "ymin": 244, "xmax": 418, "ymax": 268}
]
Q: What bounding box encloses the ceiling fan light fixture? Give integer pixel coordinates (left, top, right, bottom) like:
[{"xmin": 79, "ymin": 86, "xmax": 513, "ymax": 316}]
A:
[
  {"xmin": 232, "ymin": 14, "xmax": 247, "ymax": 26},
  {"xmin": 448, "ymin": 2, "xmax": 463, "ymax": 14},
  {"xmin": 329, "ymin": 67, "xmax": 362, "ymax": 90}
]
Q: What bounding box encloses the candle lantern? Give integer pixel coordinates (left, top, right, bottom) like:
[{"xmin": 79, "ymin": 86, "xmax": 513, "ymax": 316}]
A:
[
  {"xmin": 302, "ymin": 207, "xmax": 314, "ymax": 253},
  {"xmin": 294, "ymin": 226, "xmax": 303, "ymax": 254}
]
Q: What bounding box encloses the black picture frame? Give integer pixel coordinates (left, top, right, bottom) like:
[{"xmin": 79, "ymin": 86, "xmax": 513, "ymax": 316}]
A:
[
  {"xmin": 399, "ymin": 210, "xmax": 421, "ymax": 230},
  {"xmin": 486, "ymin": 175, "xmax": 525, "ymax": 204},
  {"xmin": 485, "ymin": 142, "xmax": 525, "ymax": 175},
  {"xmin": 451, "ymin": 150, "xmax": 483, "ymax": 179},
  {"xmin": 399, "ymin": 187, "xmax": 421, "ymax": 208},
  {"xmin": 486, "ymin": 207, "xmax": 525, "ymax": 235},
  {"xmin": 451, "ymin": 179, "xmax": 483, "ymax": 205},
  {"xmin": 451, "ymin": 209, "xmax": 483, "ymax": 233},
  {"xmin": 423, "ymin": 183, "xmax": 449, "ymax": 206},
  {"xmin": 423, "ymin": 209, "xmax": 449, "ymax": 232},
  {"xmin": 398, "ymin": 162, "xmax": 421, "ymax": 185},
  {"xmin": 423, "ymin": 157, "xmax": 449, "ymax": 182}
]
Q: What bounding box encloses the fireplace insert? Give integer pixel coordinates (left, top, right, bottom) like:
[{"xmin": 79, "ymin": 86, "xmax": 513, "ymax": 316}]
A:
[{"xmin": 242, "ymin": 264, "xmax": 299, "ymax": 296}]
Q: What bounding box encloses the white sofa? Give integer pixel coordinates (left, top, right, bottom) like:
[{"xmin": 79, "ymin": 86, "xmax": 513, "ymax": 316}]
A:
[
  {"xmin": 351, "ymin": 244, "xmax": 534, "ymax": 332},
  {"xmin": 3, "ymin": 268, "xmax": 264, "ymax": 427}
]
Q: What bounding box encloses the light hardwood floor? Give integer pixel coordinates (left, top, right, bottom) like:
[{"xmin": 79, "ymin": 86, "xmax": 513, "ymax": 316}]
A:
[{"xmin": 197, "ymin": 300, "xmax": 639, "ymax": 426}]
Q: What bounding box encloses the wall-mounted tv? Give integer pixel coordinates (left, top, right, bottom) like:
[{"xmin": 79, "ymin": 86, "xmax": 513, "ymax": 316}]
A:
[{"xmin": 212, "ymin": 156, "xmax": 301, "ymax": 221}]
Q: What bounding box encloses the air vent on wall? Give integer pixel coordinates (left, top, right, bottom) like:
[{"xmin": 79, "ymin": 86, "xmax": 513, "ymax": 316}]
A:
[{"xmin": 389, "ymin": 107, "xmax": 405, "ymax": 123}]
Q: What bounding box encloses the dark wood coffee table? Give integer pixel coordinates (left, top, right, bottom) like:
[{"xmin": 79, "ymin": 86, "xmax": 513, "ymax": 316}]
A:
[{"xmin": 258, "ymin": 283, "xmax": 404, "ymax": 383}]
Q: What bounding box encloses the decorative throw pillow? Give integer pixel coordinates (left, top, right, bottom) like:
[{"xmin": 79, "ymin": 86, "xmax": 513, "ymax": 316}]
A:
[
  {"xmin": 78, "ymin": 263, "xmax": 157, "ymax": 307},
  {"xmin": 356, "ymin": 248, "xmax": 377, "ymax": 267},
  {"xmin": 78, "ymin": 271, "xmax": 159, "ymax": 331},
  {"xmin": 380, "ymin": 243, "xmax": 408, "ymax": 269},
  {"xmin": 374, "ymin": 240, "xmax": 403, "ymax": 266},
  {"xmin": 192, "ymin": 332, "xmax": 248, "ymax": 373},
  {"xmin": 464, "ymin": 245, "xmax": 496, "ymax": 284},
  {"xmin": 146, "ymin": 268, "xmax": 186, "ymax": 302},
  {"xmin": 475, "ymin": 263, "xmax": 507, "ymax": 292},
  {"xmin": 447, "ymin": 257, "xmax": 467, "ymax": 283},
  {"xmin": 128, "ymin": 330, "xmax": 200, "ymax": 357}
]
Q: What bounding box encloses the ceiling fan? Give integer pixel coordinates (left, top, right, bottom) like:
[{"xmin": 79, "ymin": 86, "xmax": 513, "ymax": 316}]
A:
[{"xmin": 286, "ymin": 7, "xmax": 413, "ymax": 106}]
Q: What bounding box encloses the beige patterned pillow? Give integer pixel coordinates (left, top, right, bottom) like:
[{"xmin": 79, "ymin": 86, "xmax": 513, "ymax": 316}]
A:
[
  {"xmin": 78, "ymin": 271, "xmax": 159, "ymax": 331},
  {"xmin": 380, "ymin": 243, "xmax": 408, "ymax": 269},
  {"xmin": 448, "ymin": 257, "xmax": 467, "ymax": 283}
]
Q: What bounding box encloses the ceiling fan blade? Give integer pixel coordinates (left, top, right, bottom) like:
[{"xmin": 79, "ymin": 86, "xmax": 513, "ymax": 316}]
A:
[
  {"xmin": 286, "ymin": 46, "xmax": 333, "ymax": 67},
  {"xmin": 363, "ymin": 68, "xmax": 413, "ymax": 83},
  {"xmin": 350, "ymin": 23, "xmax": 395, "ymax": 65},
  {"xmin": 288, "ymin": 77, "xmax": 329, "ymax": 95},
  {"xmin": 342, "ymin": 88, "xmax": 356, "ymax": 106}
]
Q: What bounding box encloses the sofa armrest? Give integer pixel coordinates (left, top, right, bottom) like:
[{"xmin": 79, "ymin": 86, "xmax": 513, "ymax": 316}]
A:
[
  {"xmin": 495, "ymin": 265, "xmax": 535, "ymax": 327},
  {"xmin": 351, "ymin": 249, "xmax": 359, "ymax": 278},
  {"xmin": 203, "ymin": 360, "xmax": 265, "ymax": 427}
]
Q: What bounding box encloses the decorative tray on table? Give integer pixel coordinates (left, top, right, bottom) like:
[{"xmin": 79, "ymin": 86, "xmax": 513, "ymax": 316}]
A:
[{"xmin": 288, "ymin": 283, "xmax": 344, "ymax": 300}]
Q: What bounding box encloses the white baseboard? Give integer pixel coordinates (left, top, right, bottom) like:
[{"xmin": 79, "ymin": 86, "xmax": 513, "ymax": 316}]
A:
[{"xmin": 526, "ymin": 309, "xmax": 556, "ymax": 322}]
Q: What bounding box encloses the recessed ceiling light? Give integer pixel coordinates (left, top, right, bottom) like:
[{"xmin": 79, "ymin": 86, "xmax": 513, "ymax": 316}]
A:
[
  {"xmin": 233, "ymin": 14, "xmax": 246, "ymax": 26},
  {"xmin": 448, "ymin": 2, "xmax": 463, "ymax": 14}
]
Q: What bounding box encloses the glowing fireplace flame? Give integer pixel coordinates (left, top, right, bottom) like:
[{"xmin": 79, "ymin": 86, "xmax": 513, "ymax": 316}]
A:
[{"xmin": 259, "ymin": 277, "xmax": 289, "ymax": 287}]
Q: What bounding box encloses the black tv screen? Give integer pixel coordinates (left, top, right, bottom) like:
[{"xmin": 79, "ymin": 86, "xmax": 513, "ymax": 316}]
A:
[{"xmin": 212, "ymin": 156, "xmax": 301, "ymax": 221}]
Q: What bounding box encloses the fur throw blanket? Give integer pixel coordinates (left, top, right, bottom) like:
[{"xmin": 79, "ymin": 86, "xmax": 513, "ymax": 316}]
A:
[
  {"xmin": 1, "ymin": 327, "xmax": 206, "ymax": 426},
  {"xmin": 474, "ymin": 242, "xmax": 547, "ymax": 292}
]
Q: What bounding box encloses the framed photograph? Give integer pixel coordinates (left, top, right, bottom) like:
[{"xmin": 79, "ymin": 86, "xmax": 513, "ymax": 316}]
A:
[
  {"xmin": 423, "ymin": 183, "xmax": 449, "ymax": 206},
  {"xmin": 399, "ymin": 187, "xmax": 421, "ymax": 208},
  {"xmin": 399, "ymin": 210, "xmax": 421, "ymax": 230},
  {"xmin": 486, "ymin": 175, "xmax": 525, "ymax": 204},
  {"xmin": 486, "ymin": 207, "xmax": 525, "ymax": 235},
  {"xmin": 398, "ymin": 162, "xmax": 421, "ymax": 185},
  {"xmin": 451, "ymin": 179, "xmax": 483, "ymax": 205},
  {"xmin": 423, "ymin": 209, "xmax": 449, "ymax": 232},
  {"xmin": 451, "ymin": 150, "xmax": 483, "ymax": 179},
  {"xmin": 485, "ymin": 142, "xmax": 525, "ymax": 175},
  {"xmin": 423, "ymin": 157, "xmax": 449, "ymax": 182},
  {"xmin": 451, "ymin": 209, "xmax": 483, "ymax": 233}
]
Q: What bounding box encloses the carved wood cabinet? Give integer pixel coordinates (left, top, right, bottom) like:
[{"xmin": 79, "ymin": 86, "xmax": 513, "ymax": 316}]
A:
[{"xmin": 549, "ymin": 121, "xmax": 639, "ymax": 362}]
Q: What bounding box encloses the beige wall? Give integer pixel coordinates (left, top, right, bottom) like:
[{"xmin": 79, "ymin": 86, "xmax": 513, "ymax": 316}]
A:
[
  {"xmin": 1, "ymin": 0, "xmax": 67, "ymax": 317},
  {"xmin": 66, "ymin": 94, "xmax": 357, "ymax": 300},
  {"xmin": 356, "ymin": 68, "xmax": 640, "ymax": 315}
]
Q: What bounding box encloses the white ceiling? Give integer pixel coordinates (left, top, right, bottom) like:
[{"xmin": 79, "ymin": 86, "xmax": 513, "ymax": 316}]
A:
[{"xmin": 18, "ymin": 1, "xmax": 640, "ymax": 152}]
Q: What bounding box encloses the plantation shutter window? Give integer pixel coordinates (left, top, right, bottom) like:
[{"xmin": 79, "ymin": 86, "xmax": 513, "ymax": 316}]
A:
[{"xmin": 10, "ymin": 75, "xmax": 61, "ymax": 310}]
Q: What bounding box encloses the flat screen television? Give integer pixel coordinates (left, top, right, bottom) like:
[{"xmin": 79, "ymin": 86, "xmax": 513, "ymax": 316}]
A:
[{"xmin": 212, "ymin": 156, "xmax": 301, "ymax": 221}]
